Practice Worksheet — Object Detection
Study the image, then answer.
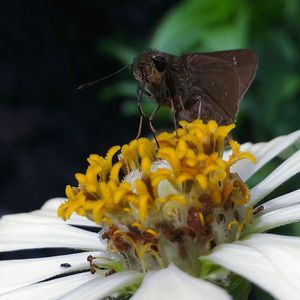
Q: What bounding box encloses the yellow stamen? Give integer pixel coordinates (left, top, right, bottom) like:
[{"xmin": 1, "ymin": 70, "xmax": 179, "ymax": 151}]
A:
[
  {"xmin": 198, "ymin": 211, "xmax": 205, "ymax": 226},
  {"xmin": 59, "ymin": 119, "xmax": 255, "ymax": 271}
]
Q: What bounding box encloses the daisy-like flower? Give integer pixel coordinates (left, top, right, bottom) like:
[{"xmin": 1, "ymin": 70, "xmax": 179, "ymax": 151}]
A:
[{"xmin": 1, "ymin": 119, "xmax": 300, "ymax": 300}]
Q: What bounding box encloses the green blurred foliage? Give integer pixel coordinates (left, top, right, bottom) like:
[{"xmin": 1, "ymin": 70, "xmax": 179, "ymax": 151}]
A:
[{"xmin": 99, "ymin": 0, "xmax": 300, "ymax": 142}]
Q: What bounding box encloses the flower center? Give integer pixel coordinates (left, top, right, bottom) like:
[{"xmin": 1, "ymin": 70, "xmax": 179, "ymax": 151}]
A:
[{"xmin": 58, "ymin": 120, "xmax": 256, "ymax": 274}]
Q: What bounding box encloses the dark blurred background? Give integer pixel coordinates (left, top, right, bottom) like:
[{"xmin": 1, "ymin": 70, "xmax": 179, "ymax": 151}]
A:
[
  {"xmin": 0, "ymin": 1, "xmax": 299, "ymax": 298},
  {"xmin": 1, "ymin": 0, "xmax": 300, "ymax": 211},
  {"xmin": 0, "ymin": 0, "xmax": 177, "ymax": 214}
]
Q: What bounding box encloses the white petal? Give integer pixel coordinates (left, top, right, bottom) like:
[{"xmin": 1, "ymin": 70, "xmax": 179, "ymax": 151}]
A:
[
  {"xmin": 243, "ymin": 234, "xmax": 300, "ymax": 296},
  {"xmin": 202, "ymin": 233, "xmax": 300, "ymax": 300},
  {"xmin": 131, "ymin": 264, "xmax": 231, "ymax": 300},
  {"xmin": 2, "ymin": 210, "xmax": 98, "ymax": 228},
  {"xmin": 0, "ymin": 272, "xmax": 97, "ymax": 300},
  {"xmin": 0, "ymin": 252, "xmax": 100, "ymax": 294},
  {"xmin": 259, "ymin": 189, "xmax": 300, "ymax": 214},
  {"xmin": 247, "ymin": 204, "xmax": 300, "ymax": 234},
  {"xmin": 250, "ymin": 148, "xmax": 300, "ymax": 205},
  {"xmin": 0, "ymin": 219, "xmax": 104, "ymax": 251},
  {"xmin": 228, "ymin": 130, "xmax": 300, "ymax": 181},
  {"xmin": 60, "ymin": 271, "xmax": 141, "ymax": 300}
]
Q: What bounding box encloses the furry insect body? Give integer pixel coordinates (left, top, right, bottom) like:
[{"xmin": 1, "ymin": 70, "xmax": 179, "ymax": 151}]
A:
[{"xmin": 132, "ymin": 49, "xmax": 258, "ymax": 129}]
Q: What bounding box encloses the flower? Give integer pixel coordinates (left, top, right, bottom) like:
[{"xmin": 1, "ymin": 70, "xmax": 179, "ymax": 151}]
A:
[{"xmin": 0, "ymin": 120, "xmax": 300, "ymax": 300}]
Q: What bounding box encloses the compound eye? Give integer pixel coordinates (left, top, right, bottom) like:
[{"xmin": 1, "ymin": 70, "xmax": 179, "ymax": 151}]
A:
[{"xmin": 152, "ymin": 56, "xmax": 167, "ymax": 72}]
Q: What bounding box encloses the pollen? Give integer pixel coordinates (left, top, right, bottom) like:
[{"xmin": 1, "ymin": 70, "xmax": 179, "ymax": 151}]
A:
[{"xmin": 58, "ymin": 119, "xmax": 256, "ymax": 272}]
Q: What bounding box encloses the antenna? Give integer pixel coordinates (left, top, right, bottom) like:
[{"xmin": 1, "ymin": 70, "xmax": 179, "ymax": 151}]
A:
[{"xmin": 77, "ymin": 63, "xmax": 132, "ymax": 90}]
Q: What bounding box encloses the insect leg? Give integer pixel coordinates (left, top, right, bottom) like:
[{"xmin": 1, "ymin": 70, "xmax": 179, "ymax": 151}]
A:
[
  {"xmin": 148, "ymin": 104, "xmax": 160, "ymax": 148},
  {"xmin": 136, "ymin": 115, "xmax": 143, "ymax": 140},
  {"xmin": 136, "ymin": 82, "xmax": 147, "ymax": 139},
  {"xmin": 136, "ymin": 83, "xmax": 160, "ymax": 147},
  {"xmin": 178, "ymin": 95, "xmax": 187, "ymax": 116},
  {"xmin": 136, "ymin": 83, "xmax": 147, "ymax": 117},
  {"xmin": 197, "ymin": 100, "xmax": 202, "ymax": 119},
  {"xmin": 137, "ymin": 85, "xmax": 152, "ymax": 98},
  {"xmin": 148, "ymin": 104, "xmax": 160, "ymax": 133},
  {"xmin": 169, "ymin": 98, "xmax": 178, "ymax": 137}
]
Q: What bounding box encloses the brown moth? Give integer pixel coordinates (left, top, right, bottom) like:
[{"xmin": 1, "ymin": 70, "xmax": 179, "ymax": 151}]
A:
[{"xmin": 131, "ymin": 49, "xmax": 258, "ymax": 137}]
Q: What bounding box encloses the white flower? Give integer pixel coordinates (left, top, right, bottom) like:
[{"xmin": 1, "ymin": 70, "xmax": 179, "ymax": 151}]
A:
[{"xmin": 0, "ymin": 126, "xmax": 300, "ymax": 300}]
